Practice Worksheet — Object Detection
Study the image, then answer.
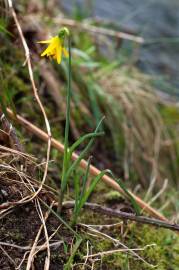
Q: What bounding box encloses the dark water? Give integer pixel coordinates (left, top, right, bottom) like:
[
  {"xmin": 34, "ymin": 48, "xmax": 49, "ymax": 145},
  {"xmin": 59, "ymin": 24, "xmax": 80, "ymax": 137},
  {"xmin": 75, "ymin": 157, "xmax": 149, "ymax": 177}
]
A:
[{"xmin": 60, "ymin": 0, "xmax": 179, "ymax": 95}]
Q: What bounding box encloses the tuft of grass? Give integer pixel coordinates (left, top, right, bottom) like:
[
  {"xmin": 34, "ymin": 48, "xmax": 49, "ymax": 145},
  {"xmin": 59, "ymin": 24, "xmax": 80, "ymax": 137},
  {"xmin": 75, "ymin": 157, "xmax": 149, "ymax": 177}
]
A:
[{"xmin": 70, "ymin": 59, "xmax": 179, "ymax": 186}]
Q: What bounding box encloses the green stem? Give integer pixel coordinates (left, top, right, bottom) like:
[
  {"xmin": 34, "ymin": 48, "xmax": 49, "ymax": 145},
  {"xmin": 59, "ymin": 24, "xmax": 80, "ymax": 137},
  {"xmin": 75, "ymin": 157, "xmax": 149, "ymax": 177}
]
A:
[
  {"xmin": 58, "ymin": 36, "xmax": 71, "ymax": 212},
  {"xmin": 64, "ymin": 36, "xmax": 71, "ymax": 164}
]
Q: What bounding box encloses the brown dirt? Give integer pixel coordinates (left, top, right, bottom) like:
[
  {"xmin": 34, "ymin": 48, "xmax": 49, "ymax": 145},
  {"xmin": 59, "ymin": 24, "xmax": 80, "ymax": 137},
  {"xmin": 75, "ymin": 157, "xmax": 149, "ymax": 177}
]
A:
[
  {"xmin": 0, "ymin": 145, "xmax": 73, "ymax": 270},
  {"xmin": 0, "ymin": 202, "xmax": 71, "ymax": 270}
]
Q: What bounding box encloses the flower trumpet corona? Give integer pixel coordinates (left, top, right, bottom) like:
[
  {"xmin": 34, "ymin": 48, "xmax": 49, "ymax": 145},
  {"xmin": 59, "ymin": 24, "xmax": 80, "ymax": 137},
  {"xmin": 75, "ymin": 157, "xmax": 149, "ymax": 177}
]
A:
[{"xmin": 38, "ymin": 28, "xmax": 69, "ymax": 64}]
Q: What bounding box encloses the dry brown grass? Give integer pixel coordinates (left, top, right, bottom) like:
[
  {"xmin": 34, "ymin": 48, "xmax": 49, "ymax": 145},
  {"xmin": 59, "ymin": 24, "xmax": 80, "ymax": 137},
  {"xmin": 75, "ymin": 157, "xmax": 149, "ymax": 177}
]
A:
[{"xmin": 90, "ymin": 66, "xmax": 178, "ymax": 187}]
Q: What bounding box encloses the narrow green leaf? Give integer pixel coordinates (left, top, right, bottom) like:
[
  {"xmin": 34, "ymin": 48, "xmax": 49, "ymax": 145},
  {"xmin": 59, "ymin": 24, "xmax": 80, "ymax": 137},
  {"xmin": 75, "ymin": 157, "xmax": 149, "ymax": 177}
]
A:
[
  {"xmin": 64, "ymin": 237, "xmax": 82, "ymax": 270},
  {"xmin": 109, "ymin": 171, "xmax": 141, "ymax": 215},
  {"xmin": 74, "ymin": 172, "xmax": 81, "ymax": 213},
  {"xmin": 115, "ymin": 177, "xmax": 141, "ymax": 215},
  {"xmin": 61, "ymin": 117, "xmax": 104, "ymax": 192},
  {"xmin": 41, "ymin": 201, "xmax": 78, "ymax": 237},
  {"xmin": 69, "ymin": 131, "xmax": 104, "ymax": 157},
  {"xmin": 72, "ymin": 157, "xmax": 92, "ymax": 224},
  {"xmin": 80, "ymin": 156, "xmax": 92, "ymax": 201},
  {"xmin": 80, "ymin": 169, "xmax": 110, "ymax": 209}
]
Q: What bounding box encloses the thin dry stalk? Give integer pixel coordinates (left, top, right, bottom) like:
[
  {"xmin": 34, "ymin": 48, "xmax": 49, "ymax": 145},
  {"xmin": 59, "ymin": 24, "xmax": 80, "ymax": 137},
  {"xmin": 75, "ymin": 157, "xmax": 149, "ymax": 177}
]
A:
[
  {"xmin": 83, "ymin": 244, "xmax": 155, "ymax": 260},
  {"xmin": 35, "ymin": 199, "xmax": 50, "ymax": 270},
  {"xmin": 82, "ymin": 222, "xmax": 123, "ymax": 230},
  {"xmin": 83, "ymin": 240, "xmax": 90, "ymax": 270},
  {"xmin": 0, "ymin": 245, "xmax": 17, "ymax": 267},
  {"xmin": 80, "ymin": 224, "xmax": 155, "ymax": 267},
  {"xmin": 0, "ymin": 241, "xmax": 63, "ymax": 251},
  {"xmin": 33, "ymin": 225, "xmax": 62, "ymax": 256},
  {"xmin": 0, "ymin": 145, "xmax": 35, "ymax": 161},
  {"xmin": 16, "ymin": 251, "xmax": 29, "ymax": 270},
  {"xmin": 7, "ymin": 0, "xmax": 51, "ymax": 200},
  {"xmin": 0, "ymin": 161, "xmax": 36, "ymax": 216},
  {"xmin": 147, "ymin": 179, "xmax": 168, "ymax": 206},
  {"xmin": 26, "ymin": 202, "xmax": 53, "ymax": 270}
]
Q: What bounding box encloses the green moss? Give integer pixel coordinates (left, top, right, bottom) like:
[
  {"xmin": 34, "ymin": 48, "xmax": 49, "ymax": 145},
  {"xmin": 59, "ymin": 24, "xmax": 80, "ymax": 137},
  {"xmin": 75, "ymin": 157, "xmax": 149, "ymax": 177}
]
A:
[
  {"xmin": 105, "ymin": 190, "xmax": 124, "ymax": 202},
  {"xmin": 76, "ymin": 212, "xmax": 179, "ymax": 270},
  {"xmin": 132, "ymin": 225, "xmax": 179, "ymax": 269}
]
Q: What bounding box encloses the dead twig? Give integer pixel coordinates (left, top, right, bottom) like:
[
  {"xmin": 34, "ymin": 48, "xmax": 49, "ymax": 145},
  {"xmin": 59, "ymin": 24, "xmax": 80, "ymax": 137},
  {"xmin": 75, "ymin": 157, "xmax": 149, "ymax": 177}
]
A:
[
  {"xmin": 83, "ymin": 244, "xmax": 155, "ymax": 259},
  {"xmin": 63, "ymin": 201, "xmax": 179, "ymax": 232},
  {"xmin": 0, "ymin": 241, "xmax": 63, "ymax": 251},
  {"xmin": 56, "ymin": 17, "xmax": 144, "ymax": 44}
]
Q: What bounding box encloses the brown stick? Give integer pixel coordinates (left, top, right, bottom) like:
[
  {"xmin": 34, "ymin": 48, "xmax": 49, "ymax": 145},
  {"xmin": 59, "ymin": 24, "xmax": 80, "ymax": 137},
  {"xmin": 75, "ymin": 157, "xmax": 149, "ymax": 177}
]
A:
[
  {"xmin": 7, "ymin": 108, "xmax": 168, "ymax": 222},
  {"xmin": 63, "ymin": 201, "xmax": 179, "ymax": 232},
  {"xmin": 56, "ymin": 18, "xmax": 144, "ymax": 44}
]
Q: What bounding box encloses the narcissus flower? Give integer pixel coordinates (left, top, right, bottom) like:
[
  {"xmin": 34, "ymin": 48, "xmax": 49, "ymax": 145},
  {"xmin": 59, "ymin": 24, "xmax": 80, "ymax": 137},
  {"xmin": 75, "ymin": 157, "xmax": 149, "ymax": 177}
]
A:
[{"xmin": 38, "ymin": 28, "xmax": 69, "ymax": 64}]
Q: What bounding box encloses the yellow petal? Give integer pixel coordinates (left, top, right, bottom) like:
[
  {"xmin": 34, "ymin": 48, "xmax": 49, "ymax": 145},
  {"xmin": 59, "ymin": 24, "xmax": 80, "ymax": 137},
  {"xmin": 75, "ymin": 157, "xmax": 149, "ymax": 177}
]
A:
[
  {"xmin": 62, "ymin": 47, "xmax": 69, "ymax": 58},
  {"xmin": 47, "ymin": 46, "xmax": 56, "ymax": 56},
  {"xmin": 51, "ymin": 36, "xmax": 60, "ymax": 46},
  {"xmin": 41, "ymin": 41, "xmax": 57, "ymax": 56},
  {"xmin": 41, "ymin": 47, "xmax": 51, "ymax": 57},
  {"xmin": 39, "ymin": 36, "xmax": 64, "ymax": 64},
  {"xmin": 56, "ymin": 44, "xmax": 62, "ymax": 64}
]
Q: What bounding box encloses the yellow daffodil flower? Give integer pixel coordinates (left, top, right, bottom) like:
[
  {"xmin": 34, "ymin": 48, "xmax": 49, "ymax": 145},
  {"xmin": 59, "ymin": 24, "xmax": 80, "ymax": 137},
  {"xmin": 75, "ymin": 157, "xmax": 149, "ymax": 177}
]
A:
[{"xmin": 38, "ymin": 28, "xmax": 69, "ymax": 64}]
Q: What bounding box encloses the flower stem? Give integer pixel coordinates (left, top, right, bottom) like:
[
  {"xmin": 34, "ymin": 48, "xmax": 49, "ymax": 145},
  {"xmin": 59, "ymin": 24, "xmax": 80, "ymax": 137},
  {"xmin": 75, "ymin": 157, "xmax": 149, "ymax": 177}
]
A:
[{"xmin": 58, "ymin": 36, "xmax": 71, "ymax": 212}]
